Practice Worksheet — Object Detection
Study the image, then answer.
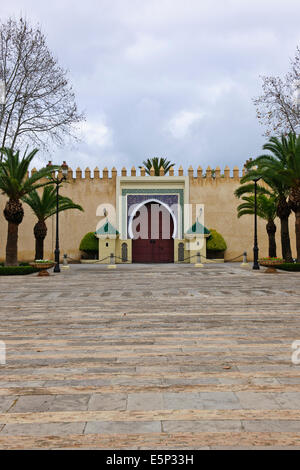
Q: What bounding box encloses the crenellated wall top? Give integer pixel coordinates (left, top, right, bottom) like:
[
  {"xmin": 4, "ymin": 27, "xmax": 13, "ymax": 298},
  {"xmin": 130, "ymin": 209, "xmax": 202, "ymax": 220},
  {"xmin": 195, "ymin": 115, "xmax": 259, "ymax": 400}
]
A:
[{"xmin": 27, "ymin": 165, "xmax": 245, "ymax": 182}]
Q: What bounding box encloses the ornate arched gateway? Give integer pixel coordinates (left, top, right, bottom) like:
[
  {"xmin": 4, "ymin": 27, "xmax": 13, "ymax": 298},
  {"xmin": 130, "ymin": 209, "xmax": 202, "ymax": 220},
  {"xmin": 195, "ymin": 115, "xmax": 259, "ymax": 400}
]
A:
[
  {"xmin": 131, "ymin": 201, "xmax": 174, "ymax": 263},
  {"xmin": 95, "ymin": 171, "xmax": 210, "ymax": 264}
]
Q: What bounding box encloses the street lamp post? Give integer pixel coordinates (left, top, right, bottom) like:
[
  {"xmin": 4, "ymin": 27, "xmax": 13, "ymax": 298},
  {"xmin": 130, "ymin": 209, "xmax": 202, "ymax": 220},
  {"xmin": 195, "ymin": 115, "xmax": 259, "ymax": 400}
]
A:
[
  {"xmin": 49, "ymin": 161, "xmax": 68, "ymax": 273},
  {"xmin": 253, "ymin": 177, "xmax": 261, "ymax": 270}
]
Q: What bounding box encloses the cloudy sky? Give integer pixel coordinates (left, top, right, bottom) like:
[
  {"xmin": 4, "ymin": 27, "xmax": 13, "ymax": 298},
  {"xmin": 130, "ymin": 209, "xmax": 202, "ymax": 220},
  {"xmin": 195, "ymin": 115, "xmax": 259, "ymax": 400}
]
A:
[{"xmin": 2, "ymin": 0, "xmax": 300, "ymax": 172}]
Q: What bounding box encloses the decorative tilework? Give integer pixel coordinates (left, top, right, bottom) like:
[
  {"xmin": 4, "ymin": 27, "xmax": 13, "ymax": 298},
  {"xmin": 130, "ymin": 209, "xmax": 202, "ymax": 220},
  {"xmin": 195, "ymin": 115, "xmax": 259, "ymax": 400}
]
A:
[{"xmin": 121, "ymin": 189, "xmax": 184, "ymax": 238}]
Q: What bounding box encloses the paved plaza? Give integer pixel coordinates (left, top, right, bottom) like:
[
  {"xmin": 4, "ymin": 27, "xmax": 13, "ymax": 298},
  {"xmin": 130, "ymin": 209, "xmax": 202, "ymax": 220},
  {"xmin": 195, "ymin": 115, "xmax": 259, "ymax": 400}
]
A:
[{"xmin": 0, "ymin": 263, "xmax": 300, "ymax": 449}]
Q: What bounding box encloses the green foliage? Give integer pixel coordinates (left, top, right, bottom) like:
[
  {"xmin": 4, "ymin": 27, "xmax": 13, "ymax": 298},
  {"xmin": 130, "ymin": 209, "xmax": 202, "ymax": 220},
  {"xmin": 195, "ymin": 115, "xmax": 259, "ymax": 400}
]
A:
[
  {"xmin": 22, "ymin": 186, "xmax": 83, "ymax": 221},
  {"xmin": 207, "ymin": 229, "xmax": 227, "ymax": 252},
  {"xmin": 247, "ymin": 133, "xmax": 300, "ymax": 193},
  {"xmin": 19, "ymin": 262, "xmax": 30, "ymax": 266},
  {"xmin": 79, "ymin": 232, "xmax": 98, "ymax": 253},
  {"xmin": 140, "ymin": 157, "xmax": 175, "ymax": 176},
  {"xmin": 0, "ymin": 147, "xmax": 57, "ymax": 199},
  {"xmin": 0, "ymin": 266, "xmax": 37, "ymax": 275},
  {"xmin": 240, "ymin": 133, "xmax": 300, "ymax": 202},
  {"xmin": 237, "ymin": 194, "xmax": 277, "ymax": 222},
  {"xmin": 276, "ymin": 263, "xmax": 300, "ymax": 272}
]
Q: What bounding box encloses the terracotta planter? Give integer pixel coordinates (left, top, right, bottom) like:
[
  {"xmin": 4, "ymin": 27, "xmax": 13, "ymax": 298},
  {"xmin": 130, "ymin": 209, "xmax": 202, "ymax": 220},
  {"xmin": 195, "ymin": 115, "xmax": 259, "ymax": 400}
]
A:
[
  {"xmin": 30, "ymin": 262, "xmax": 55, "ymax": 277},
  {"xmin": 259, "ymin": 259, "xmax": 283, "ymax": 273}
]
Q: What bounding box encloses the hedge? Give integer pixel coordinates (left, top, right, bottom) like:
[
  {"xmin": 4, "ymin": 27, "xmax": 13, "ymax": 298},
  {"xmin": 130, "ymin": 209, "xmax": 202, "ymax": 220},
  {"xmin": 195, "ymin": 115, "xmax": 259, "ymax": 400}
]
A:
[
  {"xmin": 207, "ymin": 229, "xmax": 227, "ymax": 252},
  {"xmin": 0, "ymin": 266, "xmax": 38, "ymax": 275},
  {"xmin": 276, "ymin": 263, "xmax": 300, "ymax": 272},
  {"xmin": 79, "ymin": 232, "xmax": 98, "ymax": 252}
]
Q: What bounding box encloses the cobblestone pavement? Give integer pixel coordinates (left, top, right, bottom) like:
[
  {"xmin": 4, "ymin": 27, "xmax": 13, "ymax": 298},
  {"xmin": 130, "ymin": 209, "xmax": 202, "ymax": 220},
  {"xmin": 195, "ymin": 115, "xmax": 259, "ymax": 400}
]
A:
[{"xmin": 0, "ymin": 263, "xmax": 300, "ymax": 449}]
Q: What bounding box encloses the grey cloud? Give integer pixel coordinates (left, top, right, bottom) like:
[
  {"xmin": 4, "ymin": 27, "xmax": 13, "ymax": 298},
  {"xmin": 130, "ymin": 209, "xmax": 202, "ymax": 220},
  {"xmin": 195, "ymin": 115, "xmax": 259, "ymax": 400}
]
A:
[{"xmin": 1, "ymin": 0, "xmax": 300, "ymax": 171}]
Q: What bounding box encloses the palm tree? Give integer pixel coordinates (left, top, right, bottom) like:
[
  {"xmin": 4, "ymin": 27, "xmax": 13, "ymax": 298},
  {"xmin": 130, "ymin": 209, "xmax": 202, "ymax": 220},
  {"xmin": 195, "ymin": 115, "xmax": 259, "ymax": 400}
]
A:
[
  {"xmin": 237, "ymin": 194, "xmax": 277, "ymax": 258},
  {"xmin": 140, "ymin": 157, "xmax": 175, "ymax": 176},
  {"xmin": 277, "ymin": 134, "xmax": 300, "ymax": 262},
  {"xmin": 22, "ymin": 186, "xmax": 83, "ymax": 260},
  {"xmin": 240, "ymin": 135, "xmax": 294, "ymax": 262},
  {"xmin": 0, "ymin": 147, "xmax": 57, "ymax": 265}
]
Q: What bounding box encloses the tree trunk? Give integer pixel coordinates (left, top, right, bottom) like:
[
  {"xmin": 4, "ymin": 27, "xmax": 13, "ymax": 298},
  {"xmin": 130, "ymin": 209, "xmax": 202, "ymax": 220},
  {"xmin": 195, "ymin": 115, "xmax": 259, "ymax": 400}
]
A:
[
  {"xmin": 34, "ymin": 220, "xmax": 47, "ymax": 260},
  {"xmin": 5, "ymin": 222, "xmax": 19, "ymax": 266},
  {"xmin": 3, "ymin": 198, "xmax": 24, "ymax": 266},
  {"xmin": 288, "ymin": 187, "xmax": 300, "ymax": 263},
  {"xmin": 296, "ymin": 210, "xmax": 300, "ymax": 263},
  {"xmin": 266, "ymin": 220, "xmax": 277, "ymax": 258},
  {"xmin": 35, "ymin": 237, "xmax": 44, "ymax": 260},
  {"xmin": 277, "ymin": 197, "xmax": 293, "ymax": 262},
  {"xmin": 280, "ymin": 216, "xmax": 293, "ymax": 262}
]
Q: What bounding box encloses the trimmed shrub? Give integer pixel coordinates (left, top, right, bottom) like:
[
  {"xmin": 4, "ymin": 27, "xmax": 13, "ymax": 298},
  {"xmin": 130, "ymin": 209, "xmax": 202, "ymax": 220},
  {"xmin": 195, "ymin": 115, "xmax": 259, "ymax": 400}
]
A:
[
  {"xmin": 207, "ymin": 229, "xmax": 227, "ymax": 252},
  {"xmin": 276, "ymin": 263, "xmax": 300, "ymax": 272},
  {"xmin": 0, "ymin": 266, "xmax": 38, "ymax": 275},
  {"xmin": 79, "ymin": 232, "xmax": 99, "ymax": 259}
]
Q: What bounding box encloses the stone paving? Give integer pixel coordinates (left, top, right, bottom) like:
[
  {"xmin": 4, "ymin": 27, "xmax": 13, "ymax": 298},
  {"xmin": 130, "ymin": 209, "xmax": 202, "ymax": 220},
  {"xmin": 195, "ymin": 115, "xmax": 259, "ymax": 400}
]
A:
[{"xmin": 0, "ymin": 263, "xmax": 300, "ymax": 449}]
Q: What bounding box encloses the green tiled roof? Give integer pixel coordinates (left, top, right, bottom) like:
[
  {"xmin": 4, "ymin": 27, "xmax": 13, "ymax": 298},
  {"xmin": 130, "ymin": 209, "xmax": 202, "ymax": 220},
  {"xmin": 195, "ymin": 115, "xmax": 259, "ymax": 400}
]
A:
[
  {"xmin": 95, "ymin": 221, "xmax": 119, "ymax": 236},
  {"xmin": 186, "ymin": 220, "xmax": 210, "ymax": 235}
]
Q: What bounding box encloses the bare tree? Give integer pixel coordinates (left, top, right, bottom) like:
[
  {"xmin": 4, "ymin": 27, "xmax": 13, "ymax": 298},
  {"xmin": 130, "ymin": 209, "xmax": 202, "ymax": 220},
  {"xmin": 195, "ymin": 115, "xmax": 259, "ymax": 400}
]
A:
[
  {"xmin": 0, "ymin": 17, "xmax": 84, "ymax": 156},
  {"xmin": 254, "ymin": 47, "xmax": 300, "ymax": 136}
]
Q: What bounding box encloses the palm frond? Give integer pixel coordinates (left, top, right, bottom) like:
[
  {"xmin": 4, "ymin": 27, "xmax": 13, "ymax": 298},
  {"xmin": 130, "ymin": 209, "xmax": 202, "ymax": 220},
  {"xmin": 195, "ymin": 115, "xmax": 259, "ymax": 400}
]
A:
[
  {"xmin": 22, "ymin": 186, "xmax": 84, "ymax": 221},
  {"xmin": 0, "ymin": 147, "xmax": 58, "ymax": 200}
]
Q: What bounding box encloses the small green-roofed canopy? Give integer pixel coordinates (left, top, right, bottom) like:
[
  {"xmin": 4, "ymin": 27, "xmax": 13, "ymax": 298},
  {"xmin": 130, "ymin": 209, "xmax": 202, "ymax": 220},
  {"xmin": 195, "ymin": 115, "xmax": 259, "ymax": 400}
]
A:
[
  {"xmin": 95, "ymin": 221, "xmax": 119, "ymax": 236},
  {"xmin": 186, "ymin": 220, "xmax": 210, "ymax": 235}
]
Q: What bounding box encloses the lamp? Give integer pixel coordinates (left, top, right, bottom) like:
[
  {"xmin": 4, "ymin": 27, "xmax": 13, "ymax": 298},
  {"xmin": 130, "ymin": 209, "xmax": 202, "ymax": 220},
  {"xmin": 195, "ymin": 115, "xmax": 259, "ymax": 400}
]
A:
[
  {"xmin": 253, "ymin": 177, "xmax": 262, "ymax": 270},
  {"xmin": 52, "ymin": 162, "xmax": 68, "ymax": 273}
]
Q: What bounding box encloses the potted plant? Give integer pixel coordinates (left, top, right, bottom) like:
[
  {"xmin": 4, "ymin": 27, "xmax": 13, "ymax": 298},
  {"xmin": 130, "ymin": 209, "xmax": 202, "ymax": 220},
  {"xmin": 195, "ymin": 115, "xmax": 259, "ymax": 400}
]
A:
[
  {"xmin": 259, "ymin": 257, "xmax": 284, "ymax": 273},
  {"xmin": 30, "ymin": 259, "xmax": 55, "ymax": 276}
]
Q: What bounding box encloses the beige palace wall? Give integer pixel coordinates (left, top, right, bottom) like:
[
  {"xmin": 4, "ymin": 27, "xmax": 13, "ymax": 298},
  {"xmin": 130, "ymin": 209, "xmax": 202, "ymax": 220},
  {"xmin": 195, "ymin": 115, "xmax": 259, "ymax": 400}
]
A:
[
  {"xmin": 0, "ymin": 165, "xmax": 297, "ymax": 262},
  {"xmin": 0, "ymin": 167, "xmax": 116, "ymax": 262},
  {"xmin": 189, "ymin": 166, "xmax": 296, "ymax": 261}
]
